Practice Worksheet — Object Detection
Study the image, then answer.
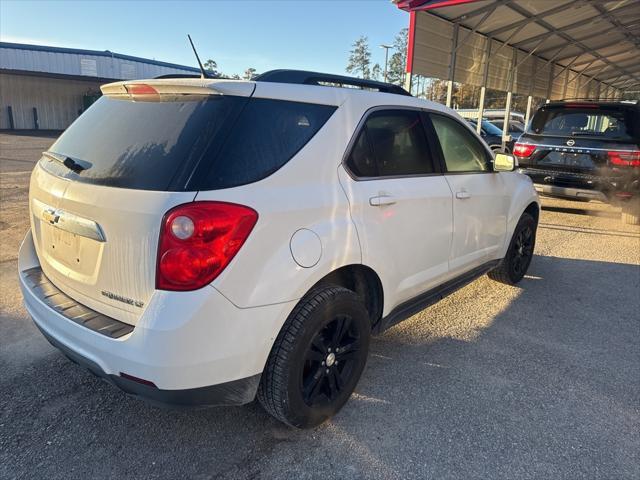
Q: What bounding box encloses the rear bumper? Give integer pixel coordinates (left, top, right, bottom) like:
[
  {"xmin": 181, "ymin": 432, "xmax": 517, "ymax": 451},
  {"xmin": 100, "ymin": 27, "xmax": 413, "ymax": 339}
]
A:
[
  {"xmin": 18, "ymin": 229, "xmax": 295, "ymax": 406},
  {"xmin": 533, "ymin": 183, "xmax": 608, "ymax": 202},
  {"xmin": 35, "ymin": 322, "xmax": 260, "ymax": 407},
  {"xmin": 519, "ymin": 166, "xmax": 639, "ymax": 203}
]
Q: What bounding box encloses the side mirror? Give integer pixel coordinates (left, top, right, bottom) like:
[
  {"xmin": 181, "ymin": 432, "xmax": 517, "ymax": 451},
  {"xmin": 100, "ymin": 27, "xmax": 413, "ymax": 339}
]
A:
[{"xmin": 494, "ymin": 153, "xmax": 517, "ymax": 172}]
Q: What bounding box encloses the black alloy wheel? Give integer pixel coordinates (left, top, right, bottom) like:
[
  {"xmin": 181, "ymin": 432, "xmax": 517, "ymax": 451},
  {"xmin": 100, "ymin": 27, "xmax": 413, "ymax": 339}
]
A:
[
  {"xmin": 301, "ymin": 314, "xmax": 361, "ymax": 407},
  {"xmin": 258, "ymin": 286, "xmax": 370, "ymax": 428},
  {"xmin": 488, "ymin": 212, "xmax": 537, "ymax": 285},
  {"xmin": 511, "ymin": 224, "xmax": 534, "ymax": 277}
]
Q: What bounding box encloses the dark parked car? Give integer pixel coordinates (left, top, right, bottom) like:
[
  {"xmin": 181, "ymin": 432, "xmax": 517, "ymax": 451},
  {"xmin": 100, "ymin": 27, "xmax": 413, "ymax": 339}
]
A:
[
  {"xmin": 488, "ymin": 119, "xmax": 525, "ymax": 139},
  {"xmin": 466, "ymin": 119, "xmax": 515, "ymax": 154},
  {"xmin": 514, "ymin": 100, "xmax": 640, "ymax": 224}
]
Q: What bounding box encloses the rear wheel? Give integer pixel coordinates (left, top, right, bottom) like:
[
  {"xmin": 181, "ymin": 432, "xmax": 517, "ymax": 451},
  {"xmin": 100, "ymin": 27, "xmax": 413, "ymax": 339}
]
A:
[
  {"xmin": 257, "ymin": 286, "xmax": 370, "ymax": 428},
  {"xmin": 621, "ymin": 199, "xmax": 640, "ymax": 225},
  {"xmin": 489, "ymin": 213, "xmax": 537, "ymax": 285}
]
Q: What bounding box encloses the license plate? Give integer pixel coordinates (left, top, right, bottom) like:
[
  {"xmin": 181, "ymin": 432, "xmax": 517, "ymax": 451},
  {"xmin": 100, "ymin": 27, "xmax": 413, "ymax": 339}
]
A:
[
  {"xmin": 42, "ymin": 222, "xmax": 80, "ymax": 267},
  {"xmin": 540, "ymin": 152, "xmax": 594, "ymax": 168}
]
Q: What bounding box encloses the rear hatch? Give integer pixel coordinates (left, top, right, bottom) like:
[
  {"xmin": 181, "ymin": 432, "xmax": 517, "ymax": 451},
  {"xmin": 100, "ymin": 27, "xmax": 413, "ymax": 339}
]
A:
[
  {"xmin": 29, "ymin": 79, "xmax": 255, "ymax": 325},
  {"xmin": 516, "ymin": 103, "xmax": 640, "ymax": 189}
]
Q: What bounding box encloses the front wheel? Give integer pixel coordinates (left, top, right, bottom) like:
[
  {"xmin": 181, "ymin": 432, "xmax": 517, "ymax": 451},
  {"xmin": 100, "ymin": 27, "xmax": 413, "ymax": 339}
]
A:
[
  {"xmin": 257, "ymin": 286, "xmax": 370, "ymax": 428},
  {"xmin": 489, "ymin": 212, "xmax": 537, "ymax": 285}
]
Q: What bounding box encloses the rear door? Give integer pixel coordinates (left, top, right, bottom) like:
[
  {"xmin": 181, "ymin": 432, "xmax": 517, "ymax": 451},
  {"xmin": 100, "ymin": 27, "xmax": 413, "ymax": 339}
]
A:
[
  {"xmin": 428, "ymin": 113, "xmax": 508, "ymax": 274},
  {"xmin": 29, "ymin": 85, "xmax": 252, "ymax": 325},
  {"xmin": 339, "ymin": 108, "xmax": 453, "ymax": 308}
]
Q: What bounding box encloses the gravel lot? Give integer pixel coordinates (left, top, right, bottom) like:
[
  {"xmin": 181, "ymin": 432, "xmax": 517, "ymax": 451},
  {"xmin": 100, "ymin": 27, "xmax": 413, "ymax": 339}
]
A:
[{"xmin": 1, "ymin": 132, "xmax": 639, "ymax": 480}]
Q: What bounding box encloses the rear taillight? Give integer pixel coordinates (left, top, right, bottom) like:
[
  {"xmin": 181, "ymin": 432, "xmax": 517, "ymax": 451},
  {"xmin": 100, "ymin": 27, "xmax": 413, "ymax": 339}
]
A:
[
  {"xmin": 156, "ymin": 202, "xmax": 258, "ymax": 291},
  {"xmin": 608, "ymin": 151, "xmax": 640, "ymax": 167},
  {"xmin": 514, "ymin": 143, "xmax": 536, "ymax": 157}
]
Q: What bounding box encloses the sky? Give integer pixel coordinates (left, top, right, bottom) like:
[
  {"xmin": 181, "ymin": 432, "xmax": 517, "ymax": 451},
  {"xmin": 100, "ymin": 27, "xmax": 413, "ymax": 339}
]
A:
[{"xmin": 0, "ymin": 0, "xmax": 409, "ymax": 76}]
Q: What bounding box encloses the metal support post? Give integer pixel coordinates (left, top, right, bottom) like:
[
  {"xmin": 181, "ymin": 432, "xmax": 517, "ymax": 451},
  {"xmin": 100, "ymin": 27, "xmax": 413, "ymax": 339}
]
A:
[{"xmin": 446, "ymin": 23, "xmax": 459, "ymax": 108}]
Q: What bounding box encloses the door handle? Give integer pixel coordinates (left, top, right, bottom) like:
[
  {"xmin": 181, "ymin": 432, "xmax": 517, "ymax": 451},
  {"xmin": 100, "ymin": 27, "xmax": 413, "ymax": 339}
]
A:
[
  {"xmin": 369, "ymin": 195, "xmax": 396, "ymax": 207},
  {"xmin": 455, "ymin": 190, "xmax": 471, "ymax": 199}
]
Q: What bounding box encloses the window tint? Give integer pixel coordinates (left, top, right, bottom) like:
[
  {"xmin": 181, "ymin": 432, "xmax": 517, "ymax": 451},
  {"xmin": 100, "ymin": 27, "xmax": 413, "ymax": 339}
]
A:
[
  {"xmin": 431, "ymin": 114, "xmax": 489, "ymax": 173},
  {"xmin": 202, "ymin": 98, "xmax": 336, "ymax": 189},
  {"xmin": 347, "ymin": 129, "xmax": 377, "ymax": 177},
  {"xmin": 347, "ymin": 110, "xmax": 434, "ymax": 177},
  {"xmin": 530, "ymin": 107, "xmax": 637, "ymax": 140},
  {"xmin": 480, "ymin": 120, "xmax": 505, "ymax": 136},
  {"xmin": 45, "ymin": 95, "xmax": 336, "ymax": 191},
  {"xmin": 45, "ymin": 95, "xmax": 246, "ymax": 191}
]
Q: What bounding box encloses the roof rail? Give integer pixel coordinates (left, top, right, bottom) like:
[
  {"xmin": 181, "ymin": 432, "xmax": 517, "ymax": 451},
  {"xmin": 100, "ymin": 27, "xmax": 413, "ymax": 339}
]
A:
[
  {"xmin": 553, "ymin": 98, "xmax": 638, "ymax": 104},
  {"xmin": 255, "ymin": 69, "xmax": 412, "ymax": 96}
]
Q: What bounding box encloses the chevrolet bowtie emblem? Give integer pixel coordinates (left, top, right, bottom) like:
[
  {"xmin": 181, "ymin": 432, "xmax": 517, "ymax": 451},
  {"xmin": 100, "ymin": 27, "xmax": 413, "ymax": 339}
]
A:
[{"xmin": 42, "ymin": 207, "xmax": 60, "ymax": 225}]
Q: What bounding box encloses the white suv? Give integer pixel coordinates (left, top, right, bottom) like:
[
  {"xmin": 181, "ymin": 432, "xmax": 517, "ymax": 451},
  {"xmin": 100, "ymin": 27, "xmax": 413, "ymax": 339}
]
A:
[{"xmin": 19, "ymin": 71, "xmax": 539, "ymax": 428}]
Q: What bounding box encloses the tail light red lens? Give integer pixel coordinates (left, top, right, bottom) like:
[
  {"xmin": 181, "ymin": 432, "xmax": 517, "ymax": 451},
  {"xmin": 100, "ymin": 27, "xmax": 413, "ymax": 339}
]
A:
[
  {"xmin": 156, "ymin": 202, "xmax": 258, "ymax": 291},
  {"xmin": 608, "ymin": 151, "xmax": 640, "ymax": 167},
  {"xmin": 124, "ymin": 84, "xmax": 158, "ymax": 95},
  {"xmin": 514, "ymin": 143, "xmax": 536, "ymax": 157}
]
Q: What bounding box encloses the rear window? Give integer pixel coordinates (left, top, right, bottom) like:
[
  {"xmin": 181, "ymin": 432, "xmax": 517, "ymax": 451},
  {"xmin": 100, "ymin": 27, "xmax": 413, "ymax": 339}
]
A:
[
  {"xmin": 530, "ymin": 106, "xmax": 639, "ymax": 141},
  {"xmin": 43, "ymin": 95, "xmax": 336, "ymax": 191}
]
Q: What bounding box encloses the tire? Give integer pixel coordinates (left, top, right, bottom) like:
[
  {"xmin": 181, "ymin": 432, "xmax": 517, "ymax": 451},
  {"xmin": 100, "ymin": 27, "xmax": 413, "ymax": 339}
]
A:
[
  {"xmin": 257, "ymin": 286, "xmax": 371, "ymax": 428},
  {"xmin": 488, "ymin": 212, "xmax": 537, "ymax": 285},
  {"xmin": 621, "ymin": 200, "xmax": 640, "ymax": 225}
]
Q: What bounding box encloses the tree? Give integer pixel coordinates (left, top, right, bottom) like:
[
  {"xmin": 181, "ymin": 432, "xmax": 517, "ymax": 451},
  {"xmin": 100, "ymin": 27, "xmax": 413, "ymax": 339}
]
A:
[
  {"xmin": 371, "ymin": 63, "xmax": 382, "ymax": 81},
  {"xmin": 423, "ymin": 78, "xmax": 449, "ymax": 103},
  {"xmin": 387, "ymin": 28, "xmax": 408, "ymax": 86},
  {"xmin": 243, "ymin": 68, "xmax": 257, "ymax": 80},
  {"xmin": 346, "ymin": 36, "xmax": 371, "ymax": 79},
  {"xmin": 203, "ymin": 59, "xmax": 218, "ymax": 77}
]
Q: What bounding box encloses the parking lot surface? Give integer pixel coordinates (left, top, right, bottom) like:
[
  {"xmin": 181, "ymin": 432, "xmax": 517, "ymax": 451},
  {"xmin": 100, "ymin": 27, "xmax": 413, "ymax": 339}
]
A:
[{"xmin": 1, "ymin": 132, "xmax": 639, "ymax": 480}]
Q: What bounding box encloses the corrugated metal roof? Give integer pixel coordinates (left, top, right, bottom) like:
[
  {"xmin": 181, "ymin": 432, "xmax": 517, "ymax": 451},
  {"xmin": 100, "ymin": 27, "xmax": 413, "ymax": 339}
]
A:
[
  {"xmin": 0, "ymin": 42, "xmax": 200, "ymax": 81},
  {"xmin": 396, "ymin": 0, "xmax": 640, "ymax": 96}
]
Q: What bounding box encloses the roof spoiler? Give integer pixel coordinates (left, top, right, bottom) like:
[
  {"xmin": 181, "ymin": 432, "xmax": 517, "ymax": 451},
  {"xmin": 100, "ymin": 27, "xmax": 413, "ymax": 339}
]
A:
[{"xmin": 100, "ymin": 78, "xmax": 255, "ymax": 97}]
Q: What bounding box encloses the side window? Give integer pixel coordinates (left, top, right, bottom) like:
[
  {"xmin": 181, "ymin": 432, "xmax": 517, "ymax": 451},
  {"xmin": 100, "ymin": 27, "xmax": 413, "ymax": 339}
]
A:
[
  {"xmin": 346, "ymin": 110, "xmax": 435, "ymax": 177},
  {"xmin": 347, "ymin": 129, "xmax": 377, "ymax": 177},
  {"xmin": 202, "ymin": 98, "xmax": 336, "ymax": 189},
  {"xmin": 430, "ymin": 114, "xmax": 490, "ymax": 173}
]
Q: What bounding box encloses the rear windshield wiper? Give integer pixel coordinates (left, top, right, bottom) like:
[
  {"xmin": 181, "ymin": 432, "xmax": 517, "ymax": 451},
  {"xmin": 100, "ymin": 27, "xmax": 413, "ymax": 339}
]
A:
[{"xmin": 42, "ymin": 151, "xmax": 90, "ymax": 173}]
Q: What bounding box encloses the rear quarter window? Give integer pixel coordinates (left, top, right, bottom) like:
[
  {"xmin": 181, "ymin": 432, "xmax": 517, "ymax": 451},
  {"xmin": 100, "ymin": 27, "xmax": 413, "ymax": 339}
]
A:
[{"xmin": 198, "ymin": 98, "xmax": 336, "ymax": 190}]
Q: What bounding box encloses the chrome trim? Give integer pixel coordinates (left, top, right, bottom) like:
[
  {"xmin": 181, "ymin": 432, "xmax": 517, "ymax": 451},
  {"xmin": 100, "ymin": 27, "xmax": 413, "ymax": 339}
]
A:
[
  {"xmin": 37, "ymin": 201, "xmax": 106, "ymax": 242},
  {"xmin": 516, "ymin": 143, "xmax": 639, "ymax": 153},
  {"xmin": 533, "ymin": 184, "xmax": 608, "ymax": 202}
]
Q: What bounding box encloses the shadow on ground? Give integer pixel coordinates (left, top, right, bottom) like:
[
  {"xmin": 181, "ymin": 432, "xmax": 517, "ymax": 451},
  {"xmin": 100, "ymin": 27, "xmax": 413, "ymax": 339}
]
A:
[
  {"xmin": 541, "ymin": 204, "xmax": 621, "ymax": 220},
  {"xmin": 1, "ymin": 255, "xmax": 639, "ymax": 480}
]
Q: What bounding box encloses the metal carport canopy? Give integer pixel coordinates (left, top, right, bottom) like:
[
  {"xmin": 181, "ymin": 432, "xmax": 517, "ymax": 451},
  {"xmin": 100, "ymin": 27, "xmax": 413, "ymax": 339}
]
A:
[{"xmin": 395, "ymin": 0, "xmax": 640, "ymax": 103}]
